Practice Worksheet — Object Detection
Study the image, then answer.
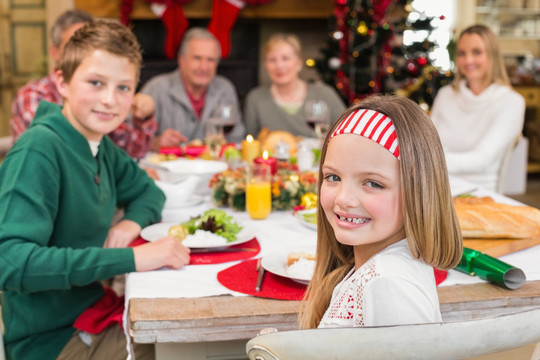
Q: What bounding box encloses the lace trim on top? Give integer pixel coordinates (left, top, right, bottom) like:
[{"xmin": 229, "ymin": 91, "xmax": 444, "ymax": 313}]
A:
[
  {"xmin": 319, "ymin": 240, "xmax": 405, "ymax": 327},
  {"xmin": 322, "ymin": 260, "xmax": 380, "ymax": 327}
]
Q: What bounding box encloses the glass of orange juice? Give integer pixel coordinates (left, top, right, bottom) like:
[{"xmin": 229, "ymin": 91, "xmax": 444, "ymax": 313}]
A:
[{"xmin": 246, "ymin": 163, "xmax": 272, "ymax": 219}]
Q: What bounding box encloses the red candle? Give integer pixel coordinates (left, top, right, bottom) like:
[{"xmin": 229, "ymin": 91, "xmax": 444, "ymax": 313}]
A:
[{"xmin": 254, "ymin": 151, "xmax": 278, "ymax": 175}]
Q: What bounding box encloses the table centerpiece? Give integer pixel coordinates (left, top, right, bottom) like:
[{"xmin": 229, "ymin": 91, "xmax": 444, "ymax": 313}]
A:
[{"xmin": 210, "ymin": 161, "xmax": 317, "ymax": 212}]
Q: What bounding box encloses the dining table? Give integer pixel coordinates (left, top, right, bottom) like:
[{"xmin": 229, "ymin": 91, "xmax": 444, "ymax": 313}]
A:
[{"xmin": 124, "ymin": 175, "xmax": 540, "ymax": 360}]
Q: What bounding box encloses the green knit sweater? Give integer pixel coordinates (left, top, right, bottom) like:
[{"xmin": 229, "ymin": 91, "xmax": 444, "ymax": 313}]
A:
[{"xmin": 0, "ymin": 101, "xmax": 165, "ymax": 360}]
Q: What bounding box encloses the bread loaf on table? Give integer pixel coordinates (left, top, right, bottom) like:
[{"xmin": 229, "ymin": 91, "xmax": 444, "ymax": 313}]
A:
[{"xmin": 453, "ymin": 197, "xmax": 540, "ymax": 238}]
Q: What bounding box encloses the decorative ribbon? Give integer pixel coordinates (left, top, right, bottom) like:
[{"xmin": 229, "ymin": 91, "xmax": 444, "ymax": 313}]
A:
[{"xmin": 455, "ymin": 247, "xmax": 526, "ymax": 290}]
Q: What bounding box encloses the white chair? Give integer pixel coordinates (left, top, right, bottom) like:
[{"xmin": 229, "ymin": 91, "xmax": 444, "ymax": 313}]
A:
[
  {"xmin": 246, "ymin": 308, "xmax": 540, "ymax": 360},
  {"xmin": 498, "ymin": 134, "xmax": 528, "ymax": 195}
]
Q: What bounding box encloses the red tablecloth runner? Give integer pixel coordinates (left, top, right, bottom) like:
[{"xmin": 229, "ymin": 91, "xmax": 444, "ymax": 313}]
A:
[
  {"xmin": 217, "ymin": 258, "xmax": 307, "ymax": 300},
  {"xmin": 129, "ymin": 237, "xmax": 261, "ymax": 265}
]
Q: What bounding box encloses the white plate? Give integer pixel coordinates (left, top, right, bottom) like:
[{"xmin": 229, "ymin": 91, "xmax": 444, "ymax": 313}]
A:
[
  {"xmin": 140, "ymin": 221, "xmax": 254, "ymax": 248},
  {"xmin": 294, "ymin": 209, "xmax": 317, "ymax": 231},
  {"xmin": 261, "ymin": 245, "xmax": 316, "ymax": 285}
]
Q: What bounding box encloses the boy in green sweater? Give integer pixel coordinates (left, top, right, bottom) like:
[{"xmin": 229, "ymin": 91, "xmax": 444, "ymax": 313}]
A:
[{"xmin": 0, "ymin": 19, "xmax": 190, "ymax": 360}]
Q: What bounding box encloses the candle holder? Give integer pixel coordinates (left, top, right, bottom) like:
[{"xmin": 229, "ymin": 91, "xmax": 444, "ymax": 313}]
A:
[
  {"xmin": 246, "ymin": 163, "xmax": 272, "ymax": 220},
  {"xmin": 241, "ymin": 134, "xmax": 261, "ymax": 164},
  {"xmin": 254, "ymin": 151, "xmax": 278, "ymax": 175}
]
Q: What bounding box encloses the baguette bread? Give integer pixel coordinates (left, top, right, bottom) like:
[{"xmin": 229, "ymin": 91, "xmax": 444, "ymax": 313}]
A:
[
  {"xmin": 453, "ymin": 197, "xmax": 540, "ymax": 239},
  {"xmin": 287, "ymin": 251, "xmax": 316, "ymax": 266}
]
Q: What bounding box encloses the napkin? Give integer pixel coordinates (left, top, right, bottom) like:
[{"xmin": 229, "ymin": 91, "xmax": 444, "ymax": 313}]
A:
[
  {"xmin": 218, "ymin": 258, "xmax": 307, "ymax": 300},
  {"xmin": 129, "ymin": 237, "xmax": 261, "ymax": 265},
  {"xmin": 218, "ymin": 260, "xmax": 449, "ymax": 301},
  {"xmin": 73, "ymin": 287, "xmax": 124, "ymax": 334}
]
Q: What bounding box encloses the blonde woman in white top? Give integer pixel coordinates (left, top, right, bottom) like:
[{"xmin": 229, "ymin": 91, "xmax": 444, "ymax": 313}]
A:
[{"xmin": 431, "ymin": 24, "xmax": 525, "ymax": 192}]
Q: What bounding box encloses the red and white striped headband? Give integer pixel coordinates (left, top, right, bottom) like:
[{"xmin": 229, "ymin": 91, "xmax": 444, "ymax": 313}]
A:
[{"xmin": 331, "ymin": 109, "xmax": 400, "ymax": 159}]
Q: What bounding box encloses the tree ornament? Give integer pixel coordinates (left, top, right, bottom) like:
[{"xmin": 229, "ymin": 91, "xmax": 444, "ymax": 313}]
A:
[
  {"xmin": 417, "ymin": 56, "xmax": 428, "ymax": 66},
  {"xmin": 328, "ymin": 57, "xmax": 341, "ymax": 70},
  {"xmin": 406, "ymin": 59, "xmax": 419, "ymax": 76},
  {"xmin": 332, "ymin": 31, "xmax": 344, "ymax": 40},
  {"xmin": 357, "ymin": 21, "xmax": 369, "ymax": 35}
]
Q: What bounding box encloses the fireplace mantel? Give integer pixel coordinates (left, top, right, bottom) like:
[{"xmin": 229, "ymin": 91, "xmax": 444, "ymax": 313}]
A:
[{"xmin": 75, "ymin": 0, "xmax": 333, "ymax": 20}]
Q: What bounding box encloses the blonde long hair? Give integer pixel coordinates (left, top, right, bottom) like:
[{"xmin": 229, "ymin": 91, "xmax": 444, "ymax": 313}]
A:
[
  {"xmin": 299, "ymin": 95, "xmax": 463, "ymax": 329},
  {"xmin": 453, "ymin": 24, "xmax": 510, "ymax": 90}
]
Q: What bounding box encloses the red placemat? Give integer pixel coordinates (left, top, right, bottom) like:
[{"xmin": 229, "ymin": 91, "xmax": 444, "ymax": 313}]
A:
[
  {"xmin": 129, "ymin": 237, "xmax": 260, "ymax": 265},
  {"xmin": 217, "ymin": 258, "xmax": 307, "ymax": 300},
  {"xmin": 434, "ymin": 268, "xmax": 448, "ymax": 285}
]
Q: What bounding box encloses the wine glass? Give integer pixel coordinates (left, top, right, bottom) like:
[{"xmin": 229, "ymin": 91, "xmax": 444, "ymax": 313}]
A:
[
  {"xmin": 213, "ymin": 104, "xmax": 236, "ymax": 138},
  {"xmin": 205, "ymin": 119, "xmax": 225, "ymax": 160},
  {"xmin": 304, "ymin": 100, "xmax": 330, "ymax": 141}
]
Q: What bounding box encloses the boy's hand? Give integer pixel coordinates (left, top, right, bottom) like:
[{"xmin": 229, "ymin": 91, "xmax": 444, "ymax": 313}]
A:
[
  {"xmin": 159, "ymin": 128, "xmax": 187, "ymax": 147},
  {"xmin": 105, "ymin": 220, "xmax": 142, "ymax": 248},
  {"xmin": 131, "ymin": 93, "xmax": 155, "ymax": 120},
  {"xmin": 133, "ymin": 236, "xmax": 191, "ymax": 271}
]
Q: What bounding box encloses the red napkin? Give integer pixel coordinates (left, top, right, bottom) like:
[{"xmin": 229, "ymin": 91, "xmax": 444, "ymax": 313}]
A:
[
  {"xmin": 73, "ymin": 287, "xmax": 124, "ymax": 334},
  {"xmin": 217, "ymin": 258, "xmax": 307, "ymax": 301},
  {"xmin": 434, "ymin": 268, "xmax": 448, "ymax": 285},
  {"xmin": 129, "ymin": 237, "xmax": 261, "ymax": 265},
  {"xmin": 159, "ymin": 146, "xmax": 183, "ymax": 157},
  {"xmin": 217, "ymin": 260, "xmax": 448, "ymax": 302}
]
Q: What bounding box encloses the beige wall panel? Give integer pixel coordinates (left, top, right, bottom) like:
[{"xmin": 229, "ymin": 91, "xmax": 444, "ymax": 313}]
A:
[
  {"xmin": 11, "ymin": 0, "xmax": 43, "ymax": 6},
  {"xmin": 12, "ymin": 23, "xmax": 46, "ymax": 75},
  {"xmin": 11, "ymin": 9, "xmax": 46, "ymax": 21}
]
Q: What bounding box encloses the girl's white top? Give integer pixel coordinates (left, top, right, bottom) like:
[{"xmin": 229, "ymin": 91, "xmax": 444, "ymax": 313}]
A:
[
  {"xmin": 318, "ymin": 239, "xmax": 441, "ymax": 328},
  {"xmin": 431, "ymin": 80, "xmax": 525, "ymax": 192}
]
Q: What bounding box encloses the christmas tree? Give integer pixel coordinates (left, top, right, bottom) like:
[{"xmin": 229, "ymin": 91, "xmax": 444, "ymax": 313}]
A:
[{"xmin": 310, "ymin": 0, "xmax": 453, "ymax": 109}]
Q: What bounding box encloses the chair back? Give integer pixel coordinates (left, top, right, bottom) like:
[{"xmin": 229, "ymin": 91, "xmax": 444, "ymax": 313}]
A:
[
  {"xmin": 497, "ymin": 134, "xmax": 528, "ymax": 195},
  {"xmin": 246, "ymin": 308, "xmax": 540, "ymax": 360}
]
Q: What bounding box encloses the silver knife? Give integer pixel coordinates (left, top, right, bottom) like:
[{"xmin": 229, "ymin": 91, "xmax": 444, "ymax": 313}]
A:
[{"xmin": 255, "ymin": 258, "xmax": 265, "ymax": 292}]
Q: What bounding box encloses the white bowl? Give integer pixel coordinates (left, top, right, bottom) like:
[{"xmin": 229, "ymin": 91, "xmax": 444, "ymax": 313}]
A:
[
  {"xmin": 155, "ymin": 175, "xmax": 201, "ymax": 208},
  {"xmin": 156, "ymin": 158, "xmax": 228, "ymax": 195}
]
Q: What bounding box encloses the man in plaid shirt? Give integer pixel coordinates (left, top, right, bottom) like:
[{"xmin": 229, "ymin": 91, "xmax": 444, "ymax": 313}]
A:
[{"xmin": 10, "ymin": 10, "xmax": 157, "ymax": 160}]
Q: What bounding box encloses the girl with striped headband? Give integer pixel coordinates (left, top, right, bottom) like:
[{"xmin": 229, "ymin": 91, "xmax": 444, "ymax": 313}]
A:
[{"xmin": 300, "ymin": 94, "xmax": 462, "ymax": 329}]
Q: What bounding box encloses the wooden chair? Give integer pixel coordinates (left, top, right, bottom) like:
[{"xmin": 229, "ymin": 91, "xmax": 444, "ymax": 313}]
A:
[{"xmin": 246, "ymin": 308, "xmax": 540, "ymax": 360}]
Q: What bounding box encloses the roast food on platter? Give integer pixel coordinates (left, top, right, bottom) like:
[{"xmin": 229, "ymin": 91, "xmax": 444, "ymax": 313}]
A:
[
  {"xmin": 453, "ymin": 196, "xmax": 540, "ymax": 239},
  {"xmin": 287, "ymin": 251, "xmax": 316, "ymax": 266},
  {"xmin": 258, "ymin": 129, "xmax": 299, "ymax": 155}
]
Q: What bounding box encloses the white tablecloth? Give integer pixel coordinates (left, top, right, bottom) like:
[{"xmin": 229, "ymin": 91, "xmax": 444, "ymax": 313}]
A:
[{"xmin": 124, "ymin": 176, "xmax": 540, "ymax": 358}]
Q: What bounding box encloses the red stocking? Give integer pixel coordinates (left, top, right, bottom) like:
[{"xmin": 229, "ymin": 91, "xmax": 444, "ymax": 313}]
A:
[
  {"xmin": 145, "ymin": 1, "xmax": 191, "ymax": 59},
  {"xmin": 161, "ymin": 3, "xmax": 189, "ymax": 59},
  {"xmin": 120, "ymin": 0, "xmax": 135, "ymax": 26},
  {"xmin": 208, "ymin": 0, "xmax": 245, "ymax": 58}
]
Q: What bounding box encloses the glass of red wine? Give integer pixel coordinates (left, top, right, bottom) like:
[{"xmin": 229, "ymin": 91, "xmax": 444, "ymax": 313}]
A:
[
  {"xmin": 213, "ymin": 104, "xmax": 236, "ymax": 137},
  {"xmin": 304, "ymin": 100, "xmax": 330, "ymax": 141}
]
